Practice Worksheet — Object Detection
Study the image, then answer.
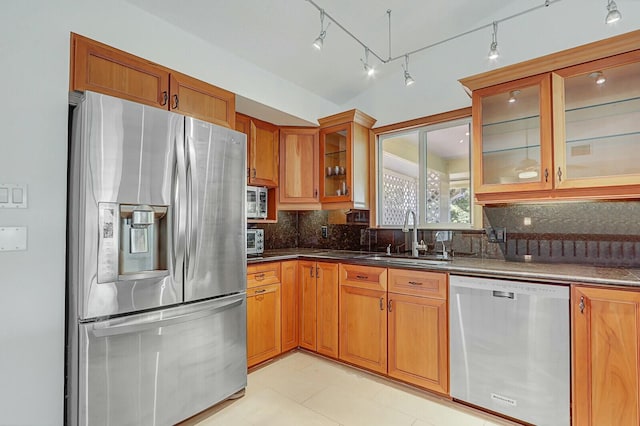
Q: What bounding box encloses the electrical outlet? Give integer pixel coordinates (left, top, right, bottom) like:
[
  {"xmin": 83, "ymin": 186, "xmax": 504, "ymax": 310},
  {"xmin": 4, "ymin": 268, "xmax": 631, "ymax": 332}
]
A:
[
  {"xmin": 486, "ymin": 227, "xmax": 506, "ymax": 243},
  {"xmin": 321, "ymin": 226, "xmax": 328, "ymax": 238}
]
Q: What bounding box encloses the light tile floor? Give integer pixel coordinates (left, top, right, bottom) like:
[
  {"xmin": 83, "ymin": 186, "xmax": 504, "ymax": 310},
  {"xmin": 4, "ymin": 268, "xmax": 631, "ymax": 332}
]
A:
[{"xmin": 182, "ymin": 351, "xmax": 523, "ymax": 426}]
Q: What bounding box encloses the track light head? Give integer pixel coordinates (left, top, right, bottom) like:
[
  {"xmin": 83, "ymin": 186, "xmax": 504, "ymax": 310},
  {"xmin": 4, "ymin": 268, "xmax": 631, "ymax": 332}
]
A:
[
  {"xmin": 402, "ymin": 55, "xmax": 415, "ymax": 86},
  {"xmin": 361, "ymin": 48, "xmax": 375, "ymax": 77},
  {"xmin": 313, "ymin": 31, "xmax": 326, "ymax": 50},
  {"xmin": 488, "ymin": 22, "xmax": 500, "ymax": 60},
  {"xmin": 606, "ymin": 0, "xmax": 622, "ymax": 24},
  {"xmin": 313, "ymin": 9, "xmax": 329, "ymax": 50}
]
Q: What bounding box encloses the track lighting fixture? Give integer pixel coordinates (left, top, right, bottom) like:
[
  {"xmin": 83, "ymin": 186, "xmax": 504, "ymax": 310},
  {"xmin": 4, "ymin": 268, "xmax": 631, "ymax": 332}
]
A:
[
  {"xmin": 313, "ymin": 9, "xmax": 330, "ymax": 50},
  {"xmin": 589, "ymin": 71, "xmax": 606, "ymax": 85},
  {"xmin": 361, "ymin": 48, "xmax": 375, "ymax": 76},
  {"xmin": 605, "ymin": 0, "xmax": 622, "ymax": 24},
  {"xmin": 402, "ymin": 55, "xmax": 415, "ymax": 86},
  {"xmin": 488, "ymin": 22, "xmax": 499, "ymax": 60},
  {"xmin": 508, "ymin": 90, "xmax": 520, "ymax": 103},
  {"xmin": 304, "ymin": 0, "xmax": 574, "ymax": 87}
]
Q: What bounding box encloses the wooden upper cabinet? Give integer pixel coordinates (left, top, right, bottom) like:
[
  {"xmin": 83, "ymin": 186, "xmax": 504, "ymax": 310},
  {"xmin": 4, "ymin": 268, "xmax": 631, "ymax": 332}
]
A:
[
  {"xmin": 279, "ymin": 127, "xmax": 320, "ymax": 208},
  {"xmin": 71, "ymin": 33, "xmax": 169, "ymax": 108},
  {"xmin": 70, "ymin": 33, "xmax": 235, "ymax": 129},
  {"xmin": 169, "ymin": 71, "xmax": 235, "ymax": 129},
  {"xmin": 461, "ymin": 30, "xmax": 640, "ymax": 204},
  {"xmin": 318, "ymin": 110, "xmax": 376, "ymax": 209},
  {"xmin": 236, "ymin": 113, "xmax": 279, "ymax": 187},
  {"xmin": 572, "ymin": 285, "xmax": 640, "ymax": 426},
  {"xmin": 473, "ymin": 74, "xmax": 553, "ymax": 199}
]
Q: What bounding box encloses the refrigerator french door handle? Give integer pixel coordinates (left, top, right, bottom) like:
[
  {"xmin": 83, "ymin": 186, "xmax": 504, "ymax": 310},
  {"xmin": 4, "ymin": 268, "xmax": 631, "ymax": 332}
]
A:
[
  {"xmin": 91, "ymin": 297, "xmax": 244, "ymax": 337},
  {"xmin": 185, "ymin": 135, "xmax": 199, "ymax": 280},
  {"xmin": 173, "ymin": 126, "xmax": 187, "ymax": 286}
]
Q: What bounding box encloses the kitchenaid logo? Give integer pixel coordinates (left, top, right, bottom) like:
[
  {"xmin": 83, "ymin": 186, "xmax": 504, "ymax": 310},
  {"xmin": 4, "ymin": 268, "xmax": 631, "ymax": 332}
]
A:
[{"xmin": 491, "ymin": 393, "xmax": 517, "ymax": 407}]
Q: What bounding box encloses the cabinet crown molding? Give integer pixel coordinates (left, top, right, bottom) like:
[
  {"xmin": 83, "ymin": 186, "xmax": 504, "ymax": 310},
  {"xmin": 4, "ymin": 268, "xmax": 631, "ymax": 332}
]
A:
[
  {"xmin": 459, "ymin": 29, "xmax": 640, "ymax": 92},
  {"xmin": 318, "ymin": 109, "xmax": 377, "ymax": 129}
]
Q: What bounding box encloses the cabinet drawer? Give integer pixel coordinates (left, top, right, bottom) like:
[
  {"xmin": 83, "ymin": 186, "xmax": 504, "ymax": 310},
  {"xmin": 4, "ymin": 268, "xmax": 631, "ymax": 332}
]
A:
[
  {"xmin": 339, "ymin": 264, "xmax": 387, "ymax": 291},
  {"xmin": 247, "ymin": 262, "xmax": 280, "ymax": 288},
  {"xmin": 388, "ymin": 269, "xmax": 447, "ymax": 299}
]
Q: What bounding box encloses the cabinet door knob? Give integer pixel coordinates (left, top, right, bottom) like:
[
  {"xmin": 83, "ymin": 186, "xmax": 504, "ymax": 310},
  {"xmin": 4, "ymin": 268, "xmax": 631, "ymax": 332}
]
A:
[
  {"xmin": 387, "ymin": 299, "xmax": 393, "ymax": 312},
  {"xmin": 544, "ymin": 168, "xmax": 549, "ymax": 183},
  {"xmin": 314, "ymin": 189, "xmax": 318, "ymax": 198},
  {"xmin": 310, "ymin": 267, "xmax": 314, "ymax": 278},
  {"xmin": 557, "ymin": 167, "xmax": 563, "ymax": 182},
  {"xmin": 253, "ymin": 168, "xmax": 257, "ymax": 178},
  {"xmin": 172, "ymin": 94, "xmax": 179, "ymax": 109},
  {"xmin": 579, "ymin": 296, "xmax": 585, "ymax": 314},
  {"xmin": 160, "ymin": 91, "xmax": 168, "ymax": 106},
  {"xmin": 379, "ymin": 297, "xmax": 384, "ymax": 311}
]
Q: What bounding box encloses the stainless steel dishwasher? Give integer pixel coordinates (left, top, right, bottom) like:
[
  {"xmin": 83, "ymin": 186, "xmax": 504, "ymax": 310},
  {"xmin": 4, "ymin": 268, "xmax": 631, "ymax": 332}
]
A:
[{"xmin": 449, "ymin": 275, "xmax": 569, "ymax": 426}]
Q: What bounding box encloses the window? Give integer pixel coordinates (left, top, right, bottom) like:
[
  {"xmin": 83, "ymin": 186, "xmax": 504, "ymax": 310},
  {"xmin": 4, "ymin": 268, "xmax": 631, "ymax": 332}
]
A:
[{"xmin": 377, "ymin": 117, "xmax": 472, "ymax": 229}]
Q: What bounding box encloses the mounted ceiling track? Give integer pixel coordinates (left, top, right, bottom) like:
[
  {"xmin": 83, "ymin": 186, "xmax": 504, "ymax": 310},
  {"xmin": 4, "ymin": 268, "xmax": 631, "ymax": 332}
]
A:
[{"xmin": 304, "ymin": 0, "xmax": 607, "ymax": 86}]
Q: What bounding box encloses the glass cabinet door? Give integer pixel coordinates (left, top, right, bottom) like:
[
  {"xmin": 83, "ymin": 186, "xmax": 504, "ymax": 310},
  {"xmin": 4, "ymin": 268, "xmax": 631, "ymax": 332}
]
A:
[
  {"xmin": 320, "ymin": 123, "xmax": 352, "ymax": 202},
  {"xmin": 553, "ymin": 52, "xmax": 640, "ymax": 189},
  {"xmin": 474, "ymin": 74, "xmax": 553, "ymax": 194}
]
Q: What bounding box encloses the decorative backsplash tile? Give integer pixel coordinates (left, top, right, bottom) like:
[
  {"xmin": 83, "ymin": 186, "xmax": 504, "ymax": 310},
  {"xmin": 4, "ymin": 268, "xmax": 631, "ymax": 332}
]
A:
[{"xmin": 256, "ymin": 201, "xmax": 640, "ymax": 267}]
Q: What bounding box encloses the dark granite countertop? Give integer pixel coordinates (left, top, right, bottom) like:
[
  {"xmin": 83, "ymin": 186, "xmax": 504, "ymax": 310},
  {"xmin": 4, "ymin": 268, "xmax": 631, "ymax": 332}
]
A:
[{"xmin": 248, "ymin": 249, "xmax": 640, "ymax": 288}]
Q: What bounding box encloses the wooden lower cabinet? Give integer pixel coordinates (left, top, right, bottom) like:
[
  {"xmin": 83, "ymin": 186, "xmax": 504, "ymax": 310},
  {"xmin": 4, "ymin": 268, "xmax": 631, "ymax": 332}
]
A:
[
  {"xmin": 572, "ymin": 285, "xmax": 640, "ymax": 425},
  {"xmin": 388, "ymin": 292, "xmax": 448, "ymax": 394},
  {"xmin": 247, "ymin": 283, "xmax": 281, "ymax": 368},
  {"xmin": 298, "ymin": 261, "xmax": 339, "ymax": 357},
  {"xmin": 339, "ymin": 264, "xmax": 388, "ymax": 374},
  {"xmin": 280, "ymin": 260, "xmax": 299, "ymax": 352}
]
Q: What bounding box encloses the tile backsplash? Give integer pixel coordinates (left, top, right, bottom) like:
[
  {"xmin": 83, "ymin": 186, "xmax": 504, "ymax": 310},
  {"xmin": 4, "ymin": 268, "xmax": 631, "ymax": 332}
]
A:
[{"xmin": 255, "ymin": 201, "xmax": 640, "ymax": 267}]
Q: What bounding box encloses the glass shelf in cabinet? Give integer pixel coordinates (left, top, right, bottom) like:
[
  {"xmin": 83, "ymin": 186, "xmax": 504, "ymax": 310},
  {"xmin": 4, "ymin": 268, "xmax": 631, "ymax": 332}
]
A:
[
  {"xmin": 566, "ymin": 131, "xmax": 640, "ymax": 145},
  {"xmin": 482, "ymin": 144, "xmax": 541, "ymax": 155},
  {"xmin": 482, "ymin": 114, "xmax": 540, "ymax": 128},
  {"xmin": 565, "ymin": 96, "xmax": 640, "ymax": 121},
  {"xmin": 324, "ymin": 149, "xmax": 347, "ymax": 157}
]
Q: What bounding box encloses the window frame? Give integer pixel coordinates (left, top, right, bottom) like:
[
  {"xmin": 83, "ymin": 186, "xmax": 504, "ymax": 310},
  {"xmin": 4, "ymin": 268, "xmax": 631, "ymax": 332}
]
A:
[{"xmin": 374, "ymin": 109, "xmax": 475, "ymax": 230}]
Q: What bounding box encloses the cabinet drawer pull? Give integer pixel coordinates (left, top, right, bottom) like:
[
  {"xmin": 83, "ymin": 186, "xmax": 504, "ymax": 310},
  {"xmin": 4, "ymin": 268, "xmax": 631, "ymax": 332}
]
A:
[
  {"xmin": 160, "ymin": 91, "xmax": 168, "ymax": 106},
  {"xmin": 356, "ymin": 275, "xmax": 369, "ymax": 280},
  {"xmin": 255, "ymin": 273, "xmax": 265, "ymax": 281},
  {"xmin": 254, "ymin": 289, "xmax": 266, "ymax": 294},
  {"xmin": 408, "ymin": 281, "xmax": 422, "ymax": 286},
  {"xmin": 172, "ymin": 94, "xmax": 179, "ymax": 109},
  {"xmin": 579, "ymin": 296, "xmax": 585, "ymax": 314}
]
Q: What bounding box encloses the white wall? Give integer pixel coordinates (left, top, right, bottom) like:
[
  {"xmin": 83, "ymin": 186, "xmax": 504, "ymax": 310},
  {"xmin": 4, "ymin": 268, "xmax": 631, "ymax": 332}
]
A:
[
  {"xmin": 1, "ymin": 0, "xmax": 639, "ymax": 424},
  {"xmin": 0, "ymin": 1, "xmax": 337, "ymax": 424},
  {"xmin": 347, "ymin": 0, "xmax": 640, "ymax": 126}
]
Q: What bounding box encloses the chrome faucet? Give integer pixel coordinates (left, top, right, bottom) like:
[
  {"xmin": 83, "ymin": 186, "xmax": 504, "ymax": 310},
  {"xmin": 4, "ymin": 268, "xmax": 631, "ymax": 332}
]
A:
[
  {"xmin": 403, "ymin": 210, "xmax": 419, "ymax": 257},
  {"xmin": 435, "ymin": 231, "xmax": 448, "ymax": 259}
]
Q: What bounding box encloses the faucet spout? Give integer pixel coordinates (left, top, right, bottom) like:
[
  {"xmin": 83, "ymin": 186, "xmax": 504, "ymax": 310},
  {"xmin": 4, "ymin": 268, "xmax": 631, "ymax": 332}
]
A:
[{"xmin": 402, "ymin": 210, "xmax": 419, "ymax": 257}]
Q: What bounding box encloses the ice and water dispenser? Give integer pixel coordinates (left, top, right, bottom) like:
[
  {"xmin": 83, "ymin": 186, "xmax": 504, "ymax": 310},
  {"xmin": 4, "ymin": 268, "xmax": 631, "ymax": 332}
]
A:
[{"xmin": 97, "ymin": 202, "xmax": 169, "ymax": 283}]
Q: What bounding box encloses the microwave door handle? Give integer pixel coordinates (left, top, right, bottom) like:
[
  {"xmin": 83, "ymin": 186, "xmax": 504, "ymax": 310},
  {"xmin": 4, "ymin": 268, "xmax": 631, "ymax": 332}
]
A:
[
  {"xmin": 173, "ymin": 119, "xmax": 187, "ymax": 286},
  {"xmin": 185, "ymin": 135, "xmax": 199, "ymax": 280}
]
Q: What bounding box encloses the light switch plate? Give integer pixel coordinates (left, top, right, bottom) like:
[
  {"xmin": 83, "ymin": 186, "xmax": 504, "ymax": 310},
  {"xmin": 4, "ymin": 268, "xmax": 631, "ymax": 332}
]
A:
[
  {"xmin": 0, "ymin": 184, "xmax": 27, "ymax": 208},
  {"xmin": 0, "ymin": 227, "xmax": 27, "ymax": 251}
]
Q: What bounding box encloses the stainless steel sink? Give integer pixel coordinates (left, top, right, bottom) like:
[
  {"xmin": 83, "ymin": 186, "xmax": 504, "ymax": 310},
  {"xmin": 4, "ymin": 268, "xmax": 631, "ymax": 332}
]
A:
[{"xmin": 358, "ymin": 254, "xmax": 451, "ymax": 266}]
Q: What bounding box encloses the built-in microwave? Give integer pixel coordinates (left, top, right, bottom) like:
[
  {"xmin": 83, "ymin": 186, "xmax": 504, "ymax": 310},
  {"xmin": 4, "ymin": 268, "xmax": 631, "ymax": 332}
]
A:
[
  {"xmin": 246, "ymin": 186, "xmax": 268, "ymax": 219},
  {"xmin": 247, "ymin": 228, "xmax": 264, "ymax": 256}
]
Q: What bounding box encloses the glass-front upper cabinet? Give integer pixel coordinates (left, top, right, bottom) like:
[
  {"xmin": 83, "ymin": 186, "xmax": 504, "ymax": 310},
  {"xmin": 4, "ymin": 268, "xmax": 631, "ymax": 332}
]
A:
[
  {"xmin": 553, "ymin": 50, "xmax": 640, "ymax": 190},
  {"xmin": 473, "ymin": 74, "xmax": 553, "ymax": 196},
  {"xmin": 320, "ymin": 123, "xmax": 351, "ymax": 202}
]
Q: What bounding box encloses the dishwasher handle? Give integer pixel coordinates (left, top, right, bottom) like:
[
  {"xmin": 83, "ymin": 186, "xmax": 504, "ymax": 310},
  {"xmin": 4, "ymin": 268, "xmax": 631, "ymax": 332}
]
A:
[{"xmin": 492, "ymin": 290, "xmax": 515, "ymax": 299}]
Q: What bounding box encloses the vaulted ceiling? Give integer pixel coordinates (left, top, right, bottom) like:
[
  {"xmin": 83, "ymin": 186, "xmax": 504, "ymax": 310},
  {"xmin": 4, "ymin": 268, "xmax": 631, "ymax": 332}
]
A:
[{"xmin": 126, "ymin": 0, "xmax": 535, "ymax": 106}]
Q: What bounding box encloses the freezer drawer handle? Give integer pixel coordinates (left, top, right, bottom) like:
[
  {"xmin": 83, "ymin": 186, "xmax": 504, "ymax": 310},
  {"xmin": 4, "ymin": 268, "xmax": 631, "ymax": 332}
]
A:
[
  {"xmin": 91, "ymin": 297, "xmax": 243, "ymax": 337},
  {"xmin": 492, "ymin": 290, "xmax": 515, "ymax": 299}
]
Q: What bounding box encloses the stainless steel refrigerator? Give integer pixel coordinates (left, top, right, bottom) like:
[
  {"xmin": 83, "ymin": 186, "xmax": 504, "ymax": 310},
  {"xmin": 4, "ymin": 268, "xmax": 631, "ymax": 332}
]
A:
[{"xmin": 66, "ymin": 91, "xmax": 247, "ymax": 426}]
